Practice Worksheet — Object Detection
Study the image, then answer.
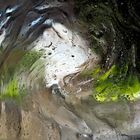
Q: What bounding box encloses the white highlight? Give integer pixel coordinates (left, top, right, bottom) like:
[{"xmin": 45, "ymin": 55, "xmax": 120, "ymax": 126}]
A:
[
  {"xmin": 32, "ymin": 22, "xmax": 95, "ymax": 87},
  {"xmin": 0, "ymin": 30, "xmax": 5, "ymax": 46}
]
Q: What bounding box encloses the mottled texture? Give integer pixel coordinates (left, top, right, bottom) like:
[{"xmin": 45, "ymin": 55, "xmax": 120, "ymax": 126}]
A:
[{"xmin": 0, "ymin": 0, "xmax": 140, "ymax": 140}]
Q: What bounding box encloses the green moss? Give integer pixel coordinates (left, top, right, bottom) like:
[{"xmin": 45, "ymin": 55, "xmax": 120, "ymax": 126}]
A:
[
  {"xmin": 76, "ymin": 0, "xmax": 140, "ymax": 102},
  {"xmin": 81, "ymin": 66, "xmax": 101, "ymax": 78},
  {"xmin": 0, "ymin": 50, "xmax": 44, "ymax": 102},
  {"xmin": 0, "ymin": 77, "xmax": 26, "ymax": 102},
  {"xmin": 18, "ymin": 51, "xmax": 43, "ymax": 70},
  {"xmin": 93, "ymin": 65, "xmax": 140, "ymax": 102}
]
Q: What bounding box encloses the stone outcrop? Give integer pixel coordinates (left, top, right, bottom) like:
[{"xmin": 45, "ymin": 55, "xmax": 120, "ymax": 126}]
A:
[{"xmin": 0, "ymin": 0, "xmax": 140, "ymax": 140}]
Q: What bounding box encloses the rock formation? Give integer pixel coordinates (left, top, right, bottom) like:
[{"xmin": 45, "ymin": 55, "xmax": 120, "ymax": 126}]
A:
[{"xmin": 0, "ymin": 0, "xmax": 140, "ymax": 140}]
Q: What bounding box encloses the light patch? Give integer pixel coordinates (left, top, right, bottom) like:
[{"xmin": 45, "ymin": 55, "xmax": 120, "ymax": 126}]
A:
[
  {"xmin": 32, "ymin": 22, "xmax": 95, "ymax": 87},
  {"xmin": 5, "ymin": 5, "xmax": 19, "ymax": 14},
  {"xmin": 0, "ymin": 30, "xmax": 5, "ymax": 46},
  {"xmin": 30, "ymin": 16, "xmax": 43, "ymax": 27}
]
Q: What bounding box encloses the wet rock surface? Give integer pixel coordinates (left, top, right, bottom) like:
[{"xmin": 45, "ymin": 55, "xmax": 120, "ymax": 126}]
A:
[
  {"xmin": 0, "ymin": 0, "xmax": 140, "ymax": 140},
  {"xmin": 1, "ymin": 90, "xmax": 140, "ymax": 140}
]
